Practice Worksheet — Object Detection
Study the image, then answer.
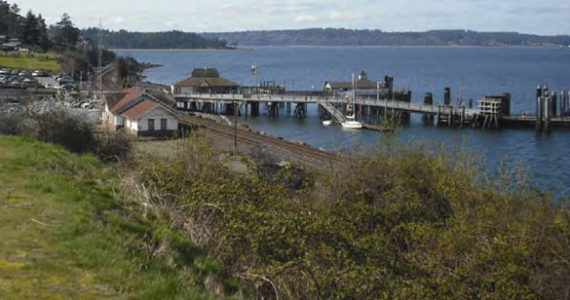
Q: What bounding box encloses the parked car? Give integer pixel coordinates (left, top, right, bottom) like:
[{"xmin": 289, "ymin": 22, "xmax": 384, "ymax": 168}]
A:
[
  {"xmin": 22, "ymin": 78, "xmax": 37, "ymax": 87},
  {"xmin": 31, "ymin": 70, "xmax": 47, "ymax": 77},
  {"xmin": 18, "ymin": 71, "xmax": 31, "ymax": 77},
  {"xmin": 56, "ymin": 76, "xmax": 73, "ymax": 83},
  {"xmin": 10, "ymin": 79, "xmax": 21, "ymax": 86}
]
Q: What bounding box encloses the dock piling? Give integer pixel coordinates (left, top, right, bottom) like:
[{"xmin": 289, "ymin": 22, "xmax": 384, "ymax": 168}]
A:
[
  {"xmin": 536, "ymin": 85, "xmax": 543, "ymax": 132},
  {"xmin": 444, "ymin": 87, "xmax": 451, "ymax": 105}
]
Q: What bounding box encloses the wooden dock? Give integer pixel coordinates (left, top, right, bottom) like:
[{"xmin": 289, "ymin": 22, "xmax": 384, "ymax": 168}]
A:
[{"xmin": 172, "ymin": 87, "xmax": 570, "ymax": 133}]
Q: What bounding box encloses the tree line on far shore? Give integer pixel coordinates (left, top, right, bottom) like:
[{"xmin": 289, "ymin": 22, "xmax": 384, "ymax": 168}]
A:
[
  {"xmin": 201, "ymin": 28, "xmax": 570, "ymax": 47},
  {"xmin": 81, "ymin": 29, "xmax": 230, "ymax": 49}
]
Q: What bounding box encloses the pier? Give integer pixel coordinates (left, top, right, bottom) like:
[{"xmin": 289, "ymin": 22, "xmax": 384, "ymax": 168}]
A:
[
  {"xmin": 173, "ymin": 91, "xmax": 495, "ymax": 129},
  {"xmin": 171, "ymin": 69, "xmax": 570, "ymax": 133}
]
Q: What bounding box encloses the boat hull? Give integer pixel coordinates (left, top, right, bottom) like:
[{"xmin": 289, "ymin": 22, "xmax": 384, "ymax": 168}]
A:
[{"xmin": 341, "ymin": 121, "xmax": 363, "ymax": 129}]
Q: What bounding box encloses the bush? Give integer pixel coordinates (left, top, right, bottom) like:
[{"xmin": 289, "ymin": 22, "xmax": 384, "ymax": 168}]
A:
[
  {"xmin": 133, "ymin": 135, "xmax": 569, "ymax": 299},
  {"xmin": 0, "ymin": 106, "xmax": 131, "ymax": 162}
]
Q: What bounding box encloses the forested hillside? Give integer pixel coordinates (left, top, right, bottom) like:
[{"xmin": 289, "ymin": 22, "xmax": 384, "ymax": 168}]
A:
[
  {"xmin": 201, "ymin": 28, "xmax": 570, "ymax": 47},
  {"xmin": 81, "ymin": 29, "xmax": 230, "ymax": 49}
]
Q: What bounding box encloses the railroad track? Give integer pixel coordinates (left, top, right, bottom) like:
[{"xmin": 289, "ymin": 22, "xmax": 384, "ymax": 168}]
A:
[
  {"xmin": 95, "ymin": 62, "xmax": 121, "ymax": 92},
  {"xmin": 178, "ymin": 114, "xmax": 340, "ymax": 169}
]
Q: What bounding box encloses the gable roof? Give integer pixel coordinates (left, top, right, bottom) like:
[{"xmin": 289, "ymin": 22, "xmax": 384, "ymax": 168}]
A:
[
  {"xmin": 174, "ymin": 77, "xmax": 240, "ymax": 88},
  {"xmin": 174, "ymin": 68, "xmax": 239, "ymax": 88},
  {"xmin": 103, "ymin": 92, "xmax": 124, "ymax": 109},
  {"xmin": 120, "ymin": 100, "xmax": 158, "ymax": 120},
  {"xmin": 192, "ymin": 68, "xmax": 219, "ymax": 77},
  {"xmin": 110, "ymin": 88, "xmax": 144, "ymax": 113}
]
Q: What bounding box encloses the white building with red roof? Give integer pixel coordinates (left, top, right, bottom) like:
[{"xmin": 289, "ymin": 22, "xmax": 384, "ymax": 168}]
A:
[{"xmin": 102, "ymin": 88, "xmax": 179, "ymax": 137}]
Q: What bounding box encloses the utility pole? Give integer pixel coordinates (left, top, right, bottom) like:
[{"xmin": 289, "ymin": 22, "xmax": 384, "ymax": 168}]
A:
[
  {"xmin": 98, "ymin": 19, "xmax": 103, "ymax": 95},
  {"xmin": 234, "ymin": 101, "xmax": 238, "ymax": 156},
  {"xmin": 80, "ymin": 70, "xmax": 83, "ymax": 97}
]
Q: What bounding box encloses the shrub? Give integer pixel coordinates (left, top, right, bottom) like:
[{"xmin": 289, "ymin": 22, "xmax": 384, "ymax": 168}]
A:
[
  {"xmin": 0, "ymin": 106, "xmax": 131, "ymax": 162},
  {"xmin": 134, "ymin": 134, "xmax": 569, "ymax": 299}
]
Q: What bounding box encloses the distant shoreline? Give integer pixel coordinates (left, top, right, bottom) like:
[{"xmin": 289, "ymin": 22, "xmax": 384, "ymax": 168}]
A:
[
  {"xmin": 112, "ymin": 45, "xmax": 567, "ymax": 51},
  {"xmin": 112, "ymin": 48, "xmax": 251, "ymax": 52}
]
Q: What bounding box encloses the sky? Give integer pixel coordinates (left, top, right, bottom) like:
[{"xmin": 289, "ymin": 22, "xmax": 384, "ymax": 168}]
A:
[{"xmin": 8, "ymin": 0, "xmax": 570, "ymax": 35}]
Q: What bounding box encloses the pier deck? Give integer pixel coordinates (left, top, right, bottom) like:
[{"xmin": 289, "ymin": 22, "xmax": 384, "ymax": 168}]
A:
[{"xmin": 173, "ymin": 92, "xmax": 480, "ymax": 116}]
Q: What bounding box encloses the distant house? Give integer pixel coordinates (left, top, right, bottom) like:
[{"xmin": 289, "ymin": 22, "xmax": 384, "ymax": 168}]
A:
[
  {"xmin": 171, "ymin": 68, "xmax": 240, "ymax": 95},
  {"xmin": 0, "ymin": 35, "xmax": 7, "ymax": 43},
  {"xmin": 102, "ymin": 88, "xmax": 179, "ymax": 137},
  {"xmin": 324, "ymin": 71, "xmax": 393, "ymax": 97},
  {"xmin": 1, "ymin": 38, "xmax": 20, "ymax": 51}
]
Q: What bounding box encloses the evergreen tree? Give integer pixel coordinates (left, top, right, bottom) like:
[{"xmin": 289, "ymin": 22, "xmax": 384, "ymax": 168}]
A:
[
  {"xmin": 0, "ymin": 1, "xmax": 22, "ymax": 38},
  {"xmin": 37, "ymin": 14, "xmax": 50, "ymax": 51},
  {"xmin": 21, "ymin": 10, "xmax": 40, "ymax": 46},
  {"xmin": 51, "ymin": 13, "xmax": 80, "ymax": 50}
]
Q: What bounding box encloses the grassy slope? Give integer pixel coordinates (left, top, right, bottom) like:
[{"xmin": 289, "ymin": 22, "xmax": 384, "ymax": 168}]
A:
[
  {"xmin": 0, "ymin": 136, "xmax": 208, "ymax": 299},
  {"xmin": 0, "ymin": 52, "xmax": 60, "ymax": 72}
]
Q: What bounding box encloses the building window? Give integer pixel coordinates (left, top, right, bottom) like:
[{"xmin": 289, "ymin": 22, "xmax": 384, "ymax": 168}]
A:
[
  {"xmin": 148, "ymin": 119, "xmax": 155, "ymax": 131},
  {"xmin": 161, "ymin": 118, "xmax": 167, "ymax": 130}
]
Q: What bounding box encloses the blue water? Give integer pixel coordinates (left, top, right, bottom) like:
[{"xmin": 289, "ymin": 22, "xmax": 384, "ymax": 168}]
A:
[{"xmin": 117, "ymin": 47, "xmax": 570, "ymax": 193}]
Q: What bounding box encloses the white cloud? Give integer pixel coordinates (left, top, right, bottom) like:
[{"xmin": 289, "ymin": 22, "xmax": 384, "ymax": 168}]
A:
[
  {"xmin": 329, "ymin": 11, "xmax": 363, "ymax": 21},
  {"xmin": 185, "ymin": 7, "xmax": 200, "ymax": 14},
  {"xmin": 295, "ymin": 15, "xmax": 318, "ymax": 22}
]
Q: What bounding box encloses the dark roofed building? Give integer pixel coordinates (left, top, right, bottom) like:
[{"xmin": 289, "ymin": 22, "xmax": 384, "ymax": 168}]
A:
[
  {"xmin": 325, "ymin": 71, "xmax": 384, "ymax": 91},
  {"xmin": 1, "ymin": 40, "xmax": 20, "ymax": 51},
  {"xmin": 172, "ymin": 68, "xmax": 239, "ymax": 95},
  {"xmin": 324, "ymin": 71, "xmax": 393, "ymax": 97},
  {"xmin": 191, "ymin": 68, "xmax": 220, "ymax": 78}
]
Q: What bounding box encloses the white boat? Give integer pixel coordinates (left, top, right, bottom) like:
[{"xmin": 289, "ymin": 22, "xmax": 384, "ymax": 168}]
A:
[
  {"xmin": 341, "ymin": 121, "xmax": 363, "ymax": 129},
  {"xmin": 322, "ymin": 120, "xmax": 333, "ymax": 126},
  {"xmin": 341, "ymin": 116, "xmax": 362, "ymax": 129},
  {"xmin": 341, "ymin": 73, "xmax": 363, "ymax": 129}
]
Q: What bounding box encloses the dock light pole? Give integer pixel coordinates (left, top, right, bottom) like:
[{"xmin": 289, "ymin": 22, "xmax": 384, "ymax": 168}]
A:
[
  {"xmin": 384, "ymin": 85, "xmax": 388, "ymax": 120},
  {"xmin": 251, "ymin": 64, "xmax": 258, "ymax": 93},
  {"xmin": 377, "ymin": 81, "xmax": 380, "ymax": 103}
]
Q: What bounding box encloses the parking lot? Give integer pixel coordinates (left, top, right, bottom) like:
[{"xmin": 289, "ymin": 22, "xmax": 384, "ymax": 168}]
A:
[{"xmin": 0, "ymin": 66, "xmax": 79, "ymax": 91}]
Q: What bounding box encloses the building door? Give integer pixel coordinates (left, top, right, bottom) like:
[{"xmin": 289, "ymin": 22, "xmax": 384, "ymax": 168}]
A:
[
  {"xmin": 148, "ymin": 119, "xmax": 155, "ymax": 131},
  {"xmin": 161, "ymin": 119, "xmax": 167, "ymax": 130}
]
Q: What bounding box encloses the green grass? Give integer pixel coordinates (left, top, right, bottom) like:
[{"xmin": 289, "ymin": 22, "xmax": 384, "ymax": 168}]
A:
[
  {"xmin": 0, "ymin": 52, "xmax": 60, "ymax": 72},
  {"xmin": 0, "ymin": 136, "xmax": 212, "ymax": 299}
]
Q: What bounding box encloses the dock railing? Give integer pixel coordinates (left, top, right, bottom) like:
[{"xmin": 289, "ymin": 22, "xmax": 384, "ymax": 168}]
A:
[{"xmin": 173, "ymin": 92, "xmax": 480, "ymax": 116}]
